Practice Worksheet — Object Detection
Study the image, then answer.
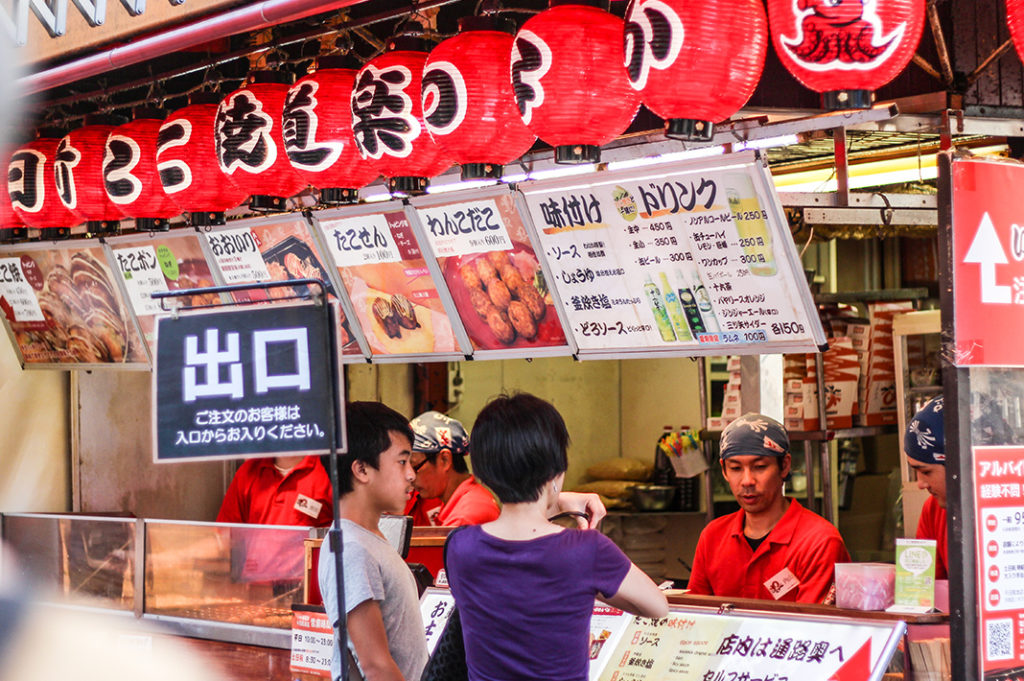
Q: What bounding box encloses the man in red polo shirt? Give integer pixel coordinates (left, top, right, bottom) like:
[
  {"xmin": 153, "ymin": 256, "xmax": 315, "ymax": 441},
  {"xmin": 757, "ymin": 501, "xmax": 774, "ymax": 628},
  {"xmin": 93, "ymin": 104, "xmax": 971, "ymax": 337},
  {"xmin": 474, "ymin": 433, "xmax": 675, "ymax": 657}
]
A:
[
  {"xmin": 687, "ymin": 413, "xmax": 850, "ymax": 604},
  {"xmin": 217, "ymin": 455, "xmax": 333, "ymax": 527},
  {"xmin": 905, "ymin": 397, "xmax": 949, "ymax": 580}
]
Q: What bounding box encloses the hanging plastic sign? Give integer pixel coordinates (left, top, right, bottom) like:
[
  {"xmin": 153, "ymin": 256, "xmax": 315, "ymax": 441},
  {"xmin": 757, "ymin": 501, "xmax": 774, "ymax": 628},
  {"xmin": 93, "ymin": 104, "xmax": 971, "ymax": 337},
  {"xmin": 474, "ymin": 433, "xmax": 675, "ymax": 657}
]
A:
[
  {"xmin": 153, "ymin": 302, "xmax": 338, "ymax": 462},
  {"xmin": 320, "ymin": 211, "xmax": 404, "ymax": 268},
  {"xmin": 0, "ymin": 256, "xmax": 45, "ymax": 322},
  {"xmin": 411, "ymin": 188, "xmax": 572, "ymax": 358},
  {"xmin": 518, "ymin": 150, "xmax": 826, "ymax": 358},
  {"xmin": 206, "ymin": 225, "xmax": 272, "ymax": 284}
]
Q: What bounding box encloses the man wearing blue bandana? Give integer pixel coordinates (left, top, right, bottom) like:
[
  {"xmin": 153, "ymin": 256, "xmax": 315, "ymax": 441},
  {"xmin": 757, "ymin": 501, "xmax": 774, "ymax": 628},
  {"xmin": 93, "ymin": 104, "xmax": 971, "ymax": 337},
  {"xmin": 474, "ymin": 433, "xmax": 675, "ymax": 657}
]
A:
[{"xmin": 905, "ymin": 397, "xmax": 949, "ymax": 580}]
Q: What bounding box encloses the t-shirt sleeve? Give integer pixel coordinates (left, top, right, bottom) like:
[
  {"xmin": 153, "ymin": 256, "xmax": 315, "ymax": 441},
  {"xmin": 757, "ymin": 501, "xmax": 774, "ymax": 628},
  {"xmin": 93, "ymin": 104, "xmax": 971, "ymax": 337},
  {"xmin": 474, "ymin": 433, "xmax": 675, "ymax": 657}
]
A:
[
  {"xmin": 916, "ymin": 496, "xmax": 936, "ymax": 540},
  {"xmin": 215, "ymin": 462, "xmax": 251, "ymax": 523},
  {"xmin": 587, "ymin": 531, "xmax": 633, "ymax": 599},
  {"xmin": 318, "ymin": 530, "xmax": 384, "ymax": 628},
  {"xmin": 686, "ymin": 532, "xmax": 713, "ymax": 595},
  {"xmin": 794, "ymin": 531, "xmax": 850, "ymax": 604}
]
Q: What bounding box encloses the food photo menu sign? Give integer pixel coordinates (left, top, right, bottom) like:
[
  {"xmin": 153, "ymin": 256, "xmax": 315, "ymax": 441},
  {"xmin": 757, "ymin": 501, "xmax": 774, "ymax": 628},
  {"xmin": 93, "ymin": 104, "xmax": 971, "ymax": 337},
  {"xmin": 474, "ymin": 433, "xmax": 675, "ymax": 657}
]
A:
[
  {"xmin": 310, "ymin": 202, "xmax": 469, "ymax": 362},
  {"xmin": 0, "ymin": 240, "xmax": 148, "ymax": 368},
  {"xmin": 201, "ymin": 215, "xmax": 368, "ymax": 362},
  {"xmin": 517, "ymin": 150, "xmax": 826, "ymax": 359},
  {"xmin": 411, "ymin": 187, "xmax": 573, "ymax": 359}
]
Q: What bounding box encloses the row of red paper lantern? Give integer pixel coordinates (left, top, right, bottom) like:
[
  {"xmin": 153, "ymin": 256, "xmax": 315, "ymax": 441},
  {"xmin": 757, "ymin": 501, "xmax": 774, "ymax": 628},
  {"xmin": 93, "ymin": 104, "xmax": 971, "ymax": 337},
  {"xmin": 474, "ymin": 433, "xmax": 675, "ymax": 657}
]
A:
[{"xmin": 3, "ymin": 0, "xmax": 927, "ymax": 240}]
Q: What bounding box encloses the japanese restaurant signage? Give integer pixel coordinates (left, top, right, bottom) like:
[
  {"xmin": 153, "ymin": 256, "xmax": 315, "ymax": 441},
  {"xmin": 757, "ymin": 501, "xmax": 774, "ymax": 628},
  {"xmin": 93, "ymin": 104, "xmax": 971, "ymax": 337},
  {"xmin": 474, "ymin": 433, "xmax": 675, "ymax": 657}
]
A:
[
  {"xmin": 153, "ymin": 302, "xmax": 337, "ymax": 462},
  {"xmin": 518, "ymin": 150, "xmax": 826, "ymax": 358}
]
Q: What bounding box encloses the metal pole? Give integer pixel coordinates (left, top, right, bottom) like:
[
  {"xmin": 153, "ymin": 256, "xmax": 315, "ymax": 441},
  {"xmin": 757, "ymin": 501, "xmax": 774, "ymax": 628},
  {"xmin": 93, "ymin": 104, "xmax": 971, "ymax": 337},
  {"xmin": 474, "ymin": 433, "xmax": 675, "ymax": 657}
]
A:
[{"xmin": 697, "ymin": 357, "xmax": 714, "ymax": 526}]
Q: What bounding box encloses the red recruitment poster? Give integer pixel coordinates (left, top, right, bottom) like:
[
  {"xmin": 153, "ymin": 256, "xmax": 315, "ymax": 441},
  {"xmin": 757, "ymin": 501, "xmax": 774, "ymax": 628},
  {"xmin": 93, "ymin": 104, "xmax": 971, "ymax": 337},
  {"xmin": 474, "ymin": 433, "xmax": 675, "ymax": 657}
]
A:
[
  {"xmin": 974, "ymin": 446, "xmax": 1024, "ymax": 676},
  {"xmin": 952, "ymin": 159, "xmax": 1024, "ymax": 366}
]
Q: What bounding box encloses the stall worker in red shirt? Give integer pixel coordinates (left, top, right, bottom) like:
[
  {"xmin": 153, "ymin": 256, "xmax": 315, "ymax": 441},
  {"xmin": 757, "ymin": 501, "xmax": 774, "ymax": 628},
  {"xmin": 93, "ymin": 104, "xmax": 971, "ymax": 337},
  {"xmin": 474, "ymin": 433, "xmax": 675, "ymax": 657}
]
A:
[
  {"xmin": 217, "ymin": 455, "xmax": 333, "ymax": 527},
  {"xmin": 687, "ymin": 413, "xmax": 851, "ymax": 603},
  {"xmin": 405, "ymin": 411, "xmax": 500, "ymax": 527},
  {"xmin": 905, "ymin": 396, "xmax": 949, "ymax": 580}
]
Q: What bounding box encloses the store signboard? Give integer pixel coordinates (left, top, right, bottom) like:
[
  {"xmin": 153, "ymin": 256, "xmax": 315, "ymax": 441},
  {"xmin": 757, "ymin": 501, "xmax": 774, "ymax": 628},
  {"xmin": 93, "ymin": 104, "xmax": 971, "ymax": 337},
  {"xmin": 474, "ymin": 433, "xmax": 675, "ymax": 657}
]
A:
[
  {"xmin": 290, "ymin": 605, "xmax": 332, "ymax": 678},
  {"xmin": 595, "ymin": 606, "xmax": 904, "ymax": 681},
  {"xmin": 518, "ymin": 150, "xmax": 826, "ymax": 359},
  {"xmin": 106, "ymin": 231, "xmax": 220, "ymax": 355},
  {"xmin": 310, "ymin": 202, "xmax": 469, "ymax": 362},
  {"xmin": 202, "ymin": 215, "xmax": 368, "ymax": 362},
  {"xmin": 0, "ymin": 240, "xmax": 148, "ymax": 369},
  {"xmin": 411, "ymin": 187, "xmax": 573, "ymax": 359},
  {"xmin": 973, "ymin": 445, "xmax": 1024, "ymax": 675},
  {"xmin": 153, "ymin": 302, "xmax": 339, "ymax": 462},
  {"xmin": 951, "ymin": 159, "xmax": 1024, "ymax": 367}
]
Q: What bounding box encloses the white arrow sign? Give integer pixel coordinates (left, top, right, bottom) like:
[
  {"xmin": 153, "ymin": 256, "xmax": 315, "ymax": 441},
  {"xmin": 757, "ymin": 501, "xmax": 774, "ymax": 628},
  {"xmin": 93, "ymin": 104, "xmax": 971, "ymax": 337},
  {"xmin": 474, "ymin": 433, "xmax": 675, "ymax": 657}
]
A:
[{"xmin": 964, "ymin": 211, "xmax": 1011, "ymax": 304}]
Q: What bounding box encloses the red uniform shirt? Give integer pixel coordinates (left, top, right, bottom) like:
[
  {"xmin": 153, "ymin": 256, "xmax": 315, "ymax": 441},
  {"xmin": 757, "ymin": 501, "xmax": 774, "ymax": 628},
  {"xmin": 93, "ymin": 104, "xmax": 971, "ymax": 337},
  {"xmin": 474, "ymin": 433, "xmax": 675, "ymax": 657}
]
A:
[
  {"xmin": 687, "ymin": 498, "xmax": 850, "ymax": 604},
  {"xmin": 916, "ymin": 495, "xmax": 949, "ymax": 580},
  {"xmin": 437, "ymin": 477, "xmax": 500, "ymax": 527},
  {"xmin": 217, "ymin": 456, "xmax": 333, "ymax": 527}
]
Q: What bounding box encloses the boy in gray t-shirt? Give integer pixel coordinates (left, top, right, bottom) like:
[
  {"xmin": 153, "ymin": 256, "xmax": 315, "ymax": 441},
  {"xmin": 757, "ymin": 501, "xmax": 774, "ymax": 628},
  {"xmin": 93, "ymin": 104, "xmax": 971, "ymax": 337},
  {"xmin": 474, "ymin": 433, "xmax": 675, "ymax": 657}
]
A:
[{"xmin": 318, "ymin": 402, "xmax": 427, "ymax": 681}]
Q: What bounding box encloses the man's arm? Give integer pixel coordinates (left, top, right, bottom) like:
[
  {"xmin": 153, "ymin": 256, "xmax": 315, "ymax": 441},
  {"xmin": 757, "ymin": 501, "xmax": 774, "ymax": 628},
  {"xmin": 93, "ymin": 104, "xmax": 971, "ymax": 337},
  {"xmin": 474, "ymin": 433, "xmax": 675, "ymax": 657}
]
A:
[
  {"xmin": 795, "ymin": 534, "xmax": 851, "ymax": 604},
  {"xmin": 347, "ymin": 599, "xmax": 406, "ymax": 681},
  {"xmin": 685, "ymin": 532, "xmax": 713, "ymax": 595}
]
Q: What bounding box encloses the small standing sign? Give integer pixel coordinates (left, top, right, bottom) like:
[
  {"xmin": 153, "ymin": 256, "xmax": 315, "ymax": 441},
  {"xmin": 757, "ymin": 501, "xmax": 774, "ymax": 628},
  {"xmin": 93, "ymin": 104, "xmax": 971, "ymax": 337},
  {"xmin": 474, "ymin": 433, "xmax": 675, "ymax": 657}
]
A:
[{"xmin": 153, "ymin": 301, "xmax": 338, "ymax": 462}]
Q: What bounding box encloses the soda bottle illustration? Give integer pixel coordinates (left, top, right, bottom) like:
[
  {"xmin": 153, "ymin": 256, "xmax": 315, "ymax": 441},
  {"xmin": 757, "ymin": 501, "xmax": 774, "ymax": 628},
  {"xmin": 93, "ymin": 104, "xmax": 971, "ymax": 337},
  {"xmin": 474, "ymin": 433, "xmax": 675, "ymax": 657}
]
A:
[
  {"xmin": 660, "ymin": 272, "xmax": 692, "ymax": 341},
  {"xmin": 683, "ymin": 261, "xmax": 720, "ymax": 333},
  {"xmin": 726, "ymin": 173, "xmax": 777, "ymax": 277},
  {"xmin": 672, "ymin": 269, "xmax": 705, "ymax": 337},
  {"xmin": 643, "ymin": 274, "xmax": 677, "ymax": 342}
]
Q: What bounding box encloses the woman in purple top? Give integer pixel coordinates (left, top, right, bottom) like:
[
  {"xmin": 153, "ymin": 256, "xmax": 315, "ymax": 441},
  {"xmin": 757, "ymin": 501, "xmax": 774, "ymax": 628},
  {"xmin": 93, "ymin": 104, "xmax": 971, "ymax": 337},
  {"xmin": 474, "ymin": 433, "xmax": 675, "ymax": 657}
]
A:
[{"xmin": 446, "ymin": 393, "xmax": 669, "ymax": 681}]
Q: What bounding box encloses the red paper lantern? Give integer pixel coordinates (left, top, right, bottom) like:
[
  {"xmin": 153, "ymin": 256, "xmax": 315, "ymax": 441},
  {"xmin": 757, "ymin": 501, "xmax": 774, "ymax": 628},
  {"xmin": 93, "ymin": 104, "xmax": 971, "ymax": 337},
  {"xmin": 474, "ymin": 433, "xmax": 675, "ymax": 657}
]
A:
[
  {"xmin": 9, "ymin": 129, "xmax": 80, "ymax": 240},
  {"xmin": 352, "ymin": 36, "xmax": 451, "ymax": 195},
  {"xmin": 1008, "ymin": 0, "xmax": 1024, "ymax": 65},
  {"xmin": 767, "ymin": 0, "xmax": 925, "ymax": 110},
  {"xmin": 0, "ymin": 150, "xmax": 26, "ymax": 242},
  {"xmin": 283, "ymin": 56, "xmax": 378, "ymax": 205},
  {"xmin": 104, "ymin": 110, "xmax": 181, "ymax": 231},
  {"xmin": 511, "ymin": 0, "xmax": 640, "ymax": 164},
  {"xmin": 217, "ymin": 71, "xmax": 308, "ymax": 211},
  {"xmin": 158, "ymin": 93, "xmax": 248, "ymax": 226},
  {"xmin": 624, "ymin": 0, "xmax": 767, "ymax": 141},
  {"xmin": 423, "ymin": 16, "xmax": 536, "ymax": 180},
  {"xmin": 58, "ymin": 115, "xmax": 126, "ymax": 234}
]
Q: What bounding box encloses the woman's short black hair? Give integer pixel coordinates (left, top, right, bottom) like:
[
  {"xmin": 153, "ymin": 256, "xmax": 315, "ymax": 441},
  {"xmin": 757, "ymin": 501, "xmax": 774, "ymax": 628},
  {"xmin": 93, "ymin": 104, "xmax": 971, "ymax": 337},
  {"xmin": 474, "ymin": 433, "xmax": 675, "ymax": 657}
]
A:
[
  {"xmin": 469, "ymin": 392, "xmax": 569, "ymax": 504},
  {"xmin": 325, "ymin": 401, "xmax": 414, "ymax": 496}
]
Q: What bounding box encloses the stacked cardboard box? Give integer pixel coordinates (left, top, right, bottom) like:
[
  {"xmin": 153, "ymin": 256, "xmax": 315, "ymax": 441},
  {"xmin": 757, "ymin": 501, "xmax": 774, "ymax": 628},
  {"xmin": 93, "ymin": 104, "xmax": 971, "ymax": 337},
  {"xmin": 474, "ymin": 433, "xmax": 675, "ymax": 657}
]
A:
[
  {"xmin": 784, "ymin": 338, "xmax": 860, "ymax": 431},
  {"xmin": 708, "ymin": 356, "xmax": 742, "ymax": 431},
  {"xmin": 859, "ymin": 301, "xmax": 914, "ymax": 426}
]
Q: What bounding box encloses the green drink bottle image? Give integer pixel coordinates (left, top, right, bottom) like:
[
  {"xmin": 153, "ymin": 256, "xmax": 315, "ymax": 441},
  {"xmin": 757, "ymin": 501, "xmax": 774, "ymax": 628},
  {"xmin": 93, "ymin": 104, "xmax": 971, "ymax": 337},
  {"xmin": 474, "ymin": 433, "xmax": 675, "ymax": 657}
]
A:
[
  {"xmin": 672, "ymin": 269, "xmax": 706, "ymax": 336},
  {"xmin": 659, "ymin": 272, "xmax": 692, "ymax": 341},
  {"xmin": 643, "ymin": 274, "xmax": 677, "ymax": 342},
  {"xmin": 683, "ymin": 262, "xmax": 720, "ymax": 333}
]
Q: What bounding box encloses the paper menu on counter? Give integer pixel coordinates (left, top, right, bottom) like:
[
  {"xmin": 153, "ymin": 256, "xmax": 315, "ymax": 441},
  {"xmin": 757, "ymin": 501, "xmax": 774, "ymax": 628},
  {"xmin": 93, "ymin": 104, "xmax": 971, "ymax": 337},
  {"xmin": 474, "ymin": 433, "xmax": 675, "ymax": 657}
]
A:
[
  {"xmin": 588, "ymin": 604, "xmax": 632, "ymax": 681},
  {"xmin": 518, "ymin": 150, "xmax": 825, "ymax": 358},
  {"xmin": 202, "ymin": 215, "xmax": 366, "ymax": 360},
  {"xmin": 892, "ymin": 538, "xmax": 937, "ymax": 612},
  {"xmin": 311, "ymin": 203, "xmax": 465, "ymax": 360},
  {"xmin": 411, "ymin": 188, "xmax": 572, "ymax": 358}
]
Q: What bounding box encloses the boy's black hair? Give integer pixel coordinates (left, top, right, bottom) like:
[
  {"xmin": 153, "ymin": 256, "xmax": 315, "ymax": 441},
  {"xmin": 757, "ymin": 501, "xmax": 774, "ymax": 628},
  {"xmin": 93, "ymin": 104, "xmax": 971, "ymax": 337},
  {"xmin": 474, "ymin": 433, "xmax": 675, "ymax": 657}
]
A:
[
  {"xmin": 326, "ymin": 401, "xmax": 414, "ymax": 496},
  {"xmin": 469, "ymin": 392, "xmax": 569, "ymax": 504}
]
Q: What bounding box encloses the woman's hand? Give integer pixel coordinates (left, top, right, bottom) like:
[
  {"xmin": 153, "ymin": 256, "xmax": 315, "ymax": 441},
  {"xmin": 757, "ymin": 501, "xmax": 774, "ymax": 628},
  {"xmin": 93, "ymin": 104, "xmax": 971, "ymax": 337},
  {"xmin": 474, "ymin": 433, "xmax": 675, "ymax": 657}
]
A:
[{"xmin": 555, "ymin": 492, "xmax": 607, "ymax": 529}]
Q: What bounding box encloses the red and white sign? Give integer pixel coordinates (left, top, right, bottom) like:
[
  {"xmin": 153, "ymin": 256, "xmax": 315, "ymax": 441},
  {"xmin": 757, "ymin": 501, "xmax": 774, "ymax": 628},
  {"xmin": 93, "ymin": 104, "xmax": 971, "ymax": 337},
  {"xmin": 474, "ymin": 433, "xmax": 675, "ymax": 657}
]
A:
[
  {"xmin": 973, "ymin": 446, "xmax": 1024, "ymax": 676},
  {"xmin": 290, "ymin": 608, "xmax": 333, "ymax": 677},
  {"xmin": 952, "ymin": 159, "xmax": 1024, "ymax": 366}
]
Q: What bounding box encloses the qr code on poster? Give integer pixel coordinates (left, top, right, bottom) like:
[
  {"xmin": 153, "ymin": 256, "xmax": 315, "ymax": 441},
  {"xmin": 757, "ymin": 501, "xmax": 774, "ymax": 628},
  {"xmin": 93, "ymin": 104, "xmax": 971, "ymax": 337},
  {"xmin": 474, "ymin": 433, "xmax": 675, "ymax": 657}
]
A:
[{"xmin": 987, "ymin": 618, "xmax": 1013, "ymax": 661}]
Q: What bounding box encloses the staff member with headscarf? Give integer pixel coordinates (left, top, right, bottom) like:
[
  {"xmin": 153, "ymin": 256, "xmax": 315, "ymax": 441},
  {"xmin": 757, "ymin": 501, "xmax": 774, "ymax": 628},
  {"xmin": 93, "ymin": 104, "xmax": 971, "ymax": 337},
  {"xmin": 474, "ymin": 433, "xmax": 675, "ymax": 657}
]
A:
[{"xmin": 905, "ymin": 397, "xmax": 949, "ymax": 580}]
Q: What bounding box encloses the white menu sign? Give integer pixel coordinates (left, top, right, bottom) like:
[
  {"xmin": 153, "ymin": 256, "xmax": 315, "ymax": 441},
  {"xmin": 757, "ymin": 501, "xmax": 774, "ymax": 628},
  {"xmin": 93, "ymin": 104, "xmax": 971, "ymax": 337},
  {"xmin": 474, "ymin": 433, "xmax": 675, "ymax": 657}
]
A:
[
  {"xmin": 320, "ymin": 212, "xmax": 403, "ymax": 267},
  {"xmin": 519, "ymin": 151, "xmax": 825, "ymax": 356},
  {"xmin": 0, "ymin": 257, "xmax": 44, "ymax": 321},
  {"xmin": 205, "ymin": 226, "xmax": 271, "ymax": 283},
  {"xmin": 417, "ymin": 198, "xmax": 515, "ymax": 257},
  {"xmin": 420, "ymin": 588, "xmax": 456, "ymax": 657},
  {"xmin": 110, "ymin": 245, "xmax": 170, "ymax": 316}
]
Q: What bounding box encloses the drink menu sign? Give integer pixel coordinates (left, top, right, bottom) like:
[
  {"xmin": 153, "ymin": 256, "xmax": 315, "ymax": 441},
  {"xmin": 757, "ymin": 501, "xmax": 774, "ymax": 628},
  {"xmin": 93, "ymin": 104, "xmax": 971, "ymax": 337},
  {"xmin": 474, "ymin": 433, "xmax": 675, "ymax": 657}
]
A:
[
  {"xmin": 974, "ymin": 445, "xmax": 1024, "ymax": 676},
  {"xmin": 518, "ymin": 151, "xmax": 826, "ymax": 358},
  {"xmin": 107, "ymin": 231, "xmax": 220, "ymax": 355},
  {"xmin": 311, "ymin": 203, "xmax": 465, "ymax": 361},
  {"xmin": 411, "ymin": 188, "xmax": 572, "ymax": 358},
  {"xmin": 0, "ymin": 240, "xmax": 148, "ymax": 368},
  {"xmin": 202, "ymin": 216, "xmax": 367, "ymax": 361}
]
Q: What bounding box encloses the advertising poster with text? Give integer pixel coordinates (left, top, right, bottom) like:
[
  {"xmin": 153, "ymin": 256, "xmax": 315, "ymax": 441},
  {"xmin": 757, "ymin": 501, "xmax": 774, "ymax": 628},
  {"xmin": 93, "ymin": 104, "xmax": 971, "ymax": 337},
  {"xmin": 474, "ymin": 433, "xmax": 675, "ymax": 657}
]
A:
[
  {"xmin": 974, "ymin": 445, "xmax": 1024, "ymax": 678},
  {"xmin": 519, "ymin": 152, "xmax": 823, "ymax": 356},
  {"xmin": 414, "ymin": 191, "xmax": 569, "ymax": 353},
  {"xmin": 315, "ymin": 209, "xmax": 458, "ymax": 357},
  {"xmin": 0, "ymin": 242, "xmax": 147, "ymax": 366}
]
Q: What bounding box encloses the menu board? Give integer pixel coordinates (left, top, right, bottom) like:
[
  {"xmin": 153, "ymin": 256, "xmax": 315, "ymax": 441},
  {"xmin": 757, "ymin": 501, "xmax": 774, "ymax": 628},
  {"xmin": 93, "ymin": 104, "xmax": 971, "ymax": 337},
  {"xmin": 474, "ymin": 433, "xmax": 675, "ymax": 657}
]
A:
[
  {"xmin": 518, "ymin": 150, "xmax": 826, "ymax": 358},
  {"xmin": 0, "ymin": 240, "xmax": 147, "ymax": 368},
  {"xmin": 106, "ymin": 231, "xmax": 220, "ymax": 353},
  {"xmin": 202, "ymin": 215, "xmax": 367, "ymax": 361},
  {"xmin": 595, "ymin": 607, "xmax": 903, "ymax": 681},
  {"xmin": 411, "ymin": 188, "xmax": 572, "ymax": 359},
  {"xmin": 311, "ymin": 202, "xmax": 466, "ymax": 361}
]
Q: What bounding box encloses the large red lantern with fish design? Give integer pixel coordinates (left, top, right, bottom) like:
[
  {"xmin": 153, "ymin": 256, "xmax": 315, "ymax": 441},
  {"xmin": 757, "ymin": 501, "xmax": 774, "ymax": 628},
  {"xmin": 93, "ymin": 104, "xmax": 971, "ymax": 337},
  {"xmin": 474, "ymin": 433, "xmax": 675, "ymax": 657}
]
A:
[
  {"xmin": 352, "ymin": 35, "xmax": 451, "ymax": 195},
  {"xmin": 283, "ymin": 56, "xmax": 378, "ymax": 205},
  {"xmin": 624, "ymin": 0, "xmax": 767, "ymax": 141},
  {"xmin": 104, "ymin": 110, "xmax": 181, "ymax": 231},
  {"xmin": 767, "ymin": 0, "xmax": 925, "ymax": 110},
  {"xmin": 1007, "ymin": 0, "xmax": 1024, "ymax": 67},
  {"xmin": 511, "ymin": 0, "xmax": 640, "ymax": 164},
  {"xmin": 217, "ymin": 72, "xmax": 308, "ymax": 211},
  {"xmin": 158, "ymin": 94, "xmax": 247, "ymax": 226},
  {"xmin": 58, "ymin": 115, "xmax": 126, "ymax": 234},
  {"xmin": 10, "ymin": 129, "xmax": 80, "ymax": 240},
  {"xmin": 423, "ymin": 16, "xmax": 536, "ymax": 180}
]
